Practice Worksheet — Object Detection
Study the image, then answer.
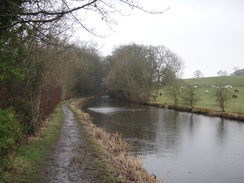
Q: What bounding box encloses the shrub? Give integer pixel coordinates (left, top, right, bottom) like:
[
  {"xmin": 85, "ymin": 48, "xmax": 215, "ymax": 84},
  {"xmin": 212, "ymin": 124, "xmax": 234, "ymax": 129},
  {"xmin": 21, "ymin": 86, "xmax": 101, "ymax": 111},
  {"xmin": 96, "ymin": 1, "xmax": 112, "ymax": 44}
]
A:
[
  {"xmin": 0, "ymin": 108, "xmax": 22, "ymax": 159},
  {"xmin": 215, "ymin": 87, "xmax": 231, "ymax": 112},
  {"xmin": 11, "ymin": 97, "xmax": 33, "ymax": 134},
  {"xmin": 181, "ymin": 86, "xmax": 199, "ymax": 107}
]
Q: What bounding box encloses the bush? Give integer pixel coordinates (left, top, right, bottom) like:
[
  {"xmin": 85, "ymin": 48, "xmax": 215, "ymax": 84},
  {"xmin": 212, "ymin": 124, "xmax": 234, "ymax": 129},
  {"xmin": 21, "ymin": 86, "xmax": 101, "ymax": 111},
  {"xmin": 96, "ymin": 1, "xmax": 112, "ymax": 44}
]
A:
[
  {"xmin": 11, "ymin": 97, "xmax": 34, "ymax": 134},
  {"xmin": 0, "ymin": 109, "xmax": 22, "ymax": 159}
]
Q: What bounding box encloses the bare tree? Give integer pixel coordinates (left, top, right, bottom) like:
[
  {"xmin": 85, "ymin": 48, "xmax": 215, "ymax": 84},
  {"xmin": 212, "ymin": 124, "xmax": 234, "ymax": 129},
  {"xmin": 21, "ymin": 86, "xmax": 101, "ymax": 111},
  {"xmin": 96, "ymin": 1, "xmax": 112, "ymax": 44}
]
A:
[
  {"xmin": 193, "ymin": 70, "xmax": 204, "ymax": 78},
  {"xmin": 166, "ymin": 80, "xmax": 183, "ymax": 105},
  {"xmin": 215, "ymin": 87, "xmax": 231, "ymax": 112},
  {"xmin": 0, "ymin": 0, "xmax": 168, "ymax": 83},
  {"xmin": 181, "ymin": 86, "xmax": 199, "ymax": 107},
  {"xmin": 106, "ymin": 43, "xmax": 184, "ymax": 103},
  {"xmin": 106, "ymin": 44, "xmax": 154, "ymax": 103},
  {"xmin": 1, "ymin": 0, "xmax": 168, "ymax": 37},
  {"xmin": 217, "ymin": 70, "xmax": 228, "ymax": 76},
  {"xmin": 150, "ymin": 45, "xmax": 184, "ymax": 86}
]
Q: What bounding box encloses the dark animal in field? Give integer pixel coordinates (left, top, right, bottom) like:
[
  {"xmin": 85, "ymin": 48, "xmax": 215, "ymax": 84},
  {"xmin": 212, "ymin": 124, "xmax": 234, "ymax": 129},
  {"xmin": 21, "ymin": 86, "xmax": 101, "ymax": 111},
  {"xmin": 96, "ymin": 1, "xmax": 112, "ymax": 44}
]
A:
[
  {"xmin": 234, "ymin": 89, "xmax": 239, "ymax": 92},
  {"xmin": 159, "ymin": 93, "xmax": 162, "ymax": 96},
  {"xmin": 232, "ymin": 94, "xmax": 238, "ymax": 98}
]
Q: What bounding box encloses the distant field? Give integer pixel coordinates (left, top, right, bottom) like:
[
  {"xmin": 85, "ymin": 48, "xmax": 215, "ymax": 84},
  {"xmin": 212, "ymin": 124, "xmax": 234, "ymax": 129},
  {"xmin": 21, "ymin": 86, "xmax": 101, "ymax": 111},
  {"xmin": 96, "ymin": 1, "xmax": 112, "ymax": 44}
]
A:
[
  {"xmin": 155, "ymin": 76, "xmax": 244, "ymax": 113},
  {"xmin": 184, "ymin": 75, "xmax": 244, "ymax": 87}
]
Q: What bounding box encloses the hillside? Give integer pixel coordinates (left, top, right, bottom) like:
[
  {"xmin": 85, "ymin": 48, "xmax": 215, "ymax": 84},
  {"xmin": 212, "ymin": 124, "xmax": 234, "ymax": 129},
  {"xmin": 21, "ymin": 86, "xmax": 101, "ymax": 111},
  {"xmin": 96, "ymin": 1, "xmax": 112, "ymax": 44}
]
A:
[
  {"xmin": 156, "ymin": 75, "xmax": 244, "ymax": 114},
  {"xmin": 184, "ymin": 75, "xmax": 244, "ymax": 87}
]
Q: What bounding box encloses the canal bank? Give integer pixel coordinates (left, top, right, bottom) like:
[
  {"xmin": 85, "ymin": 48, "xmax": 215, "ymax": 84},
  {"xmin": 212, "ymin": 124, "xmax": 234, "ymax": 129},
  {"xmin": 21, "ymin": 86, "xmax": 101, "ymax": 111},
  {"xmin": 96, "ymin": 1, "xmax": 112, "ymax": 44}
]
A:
[{"xmin": 146, "ymin": 102, "xmax": 244, "ymax": 122}]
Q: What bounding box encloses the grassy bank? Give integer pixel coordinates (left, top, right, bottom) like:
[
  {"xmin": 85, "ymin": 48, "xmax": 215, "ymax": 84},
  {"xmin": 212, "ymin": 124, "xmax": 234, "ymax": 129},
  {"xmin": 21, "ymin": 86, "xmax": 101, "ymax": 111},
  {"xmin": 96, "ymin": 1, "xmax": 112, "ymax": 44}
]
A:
[
  {"xmin": 156, "ymin": 87, "xmax": 244, "ymax": 114},
  {"xmin": 153, "ymin": 88, "xmax": 244, "ymax": 121},
  {"xmin": 0, "ymin": 101, "xmax": 65, "ymax": 183},
  {"xmin": 153, "ymin": 76, "xmax": 244, "ymax": 121},
  {"xmin": 70, "ymin": 98, "xmax": 162, "ymax": 183}
]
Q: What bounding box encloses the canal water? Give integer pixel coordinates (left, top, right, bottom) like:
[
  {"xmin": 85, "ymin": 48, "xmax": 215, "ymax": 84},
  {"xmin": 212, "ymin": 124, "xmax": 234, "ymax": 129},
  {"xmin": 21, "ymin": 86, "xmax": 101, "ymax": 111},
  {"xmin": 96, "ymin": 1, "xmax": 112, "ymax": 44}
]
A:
[{"xmin": 84, "ymin": 96, "xmax": 244, "ymax": 183}]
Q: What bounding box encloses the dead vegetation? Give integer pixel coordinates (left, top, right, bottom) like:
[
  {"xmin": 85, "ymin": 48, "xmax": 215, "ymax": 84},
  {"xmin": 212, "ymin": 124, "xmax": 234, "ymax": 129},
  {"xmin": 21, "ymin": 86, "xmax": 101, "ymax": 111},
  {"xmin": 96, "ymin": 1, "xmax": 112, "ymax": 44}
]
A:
[{"xmin": 70, "ymin": 98, "xmax": 163, "ymax": 183}]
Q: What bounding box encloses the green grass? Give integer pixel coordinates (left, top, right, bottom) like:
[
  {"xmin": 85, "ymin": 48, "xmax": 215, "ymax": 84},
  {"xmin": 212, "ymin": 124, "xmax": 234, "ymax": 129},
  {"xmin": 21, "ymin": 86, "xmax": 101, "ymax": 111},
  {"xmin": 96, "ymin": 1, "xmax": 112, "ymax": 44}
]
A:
[
  {"xmin": 155, "ymin": 75, "xmax": 244, "ymax": 113},
  {"xmin": 156, "ymin": 87, "xmax": 244, "ymax": 113},
  {"xmin": 0, "ymin": 102, "xmax": 64, "ymax": 183},
  {"xmin": 184, "ymin": 75, "xmax": 244, "ymax": 87}
]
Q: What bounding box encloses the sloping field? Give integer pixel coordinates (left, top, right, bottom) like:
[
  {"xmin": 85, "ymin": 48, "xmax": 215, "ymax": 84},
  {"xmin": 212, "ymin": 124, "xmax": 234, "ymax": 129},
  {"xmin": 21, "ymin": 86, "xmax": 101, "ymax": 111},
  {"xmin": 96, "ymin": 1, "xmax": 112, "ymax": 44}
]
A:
[
  {"xmin": 156, "ymin": 75, "xmax": 244, "ymax": 113},
  {"xmin": 156, "ymin": 86, "xmax": 244, "ymax": 113},
  {"xmin": 184, "ymin": 75, "xmax": 244, "ymax": 87}
]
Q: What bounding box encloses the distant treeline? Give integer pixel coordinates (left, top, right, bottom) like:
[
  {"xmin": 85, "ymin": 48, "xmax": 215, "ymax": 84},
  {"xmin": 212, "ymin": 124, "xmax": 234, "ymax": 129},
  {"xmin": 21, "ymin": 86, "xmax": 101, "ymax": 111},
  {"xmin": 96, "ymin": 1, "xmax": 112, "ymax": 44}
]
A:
[{"xmin": 231, "ymin": 69, "xmax": 244, "ymax": 76}]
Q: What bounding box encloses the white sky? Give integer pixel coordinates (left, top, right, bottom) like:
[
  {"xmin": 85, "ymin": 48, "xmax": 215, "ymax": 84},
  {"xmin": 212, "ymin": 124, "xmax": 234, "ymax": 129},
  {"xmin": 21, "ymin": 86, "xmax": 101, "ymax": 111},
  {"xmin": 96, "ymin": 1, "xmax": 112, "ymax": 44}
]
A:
[{"xmin": 73, "ymin": 0, "xmax": 244, "ymax": 78}]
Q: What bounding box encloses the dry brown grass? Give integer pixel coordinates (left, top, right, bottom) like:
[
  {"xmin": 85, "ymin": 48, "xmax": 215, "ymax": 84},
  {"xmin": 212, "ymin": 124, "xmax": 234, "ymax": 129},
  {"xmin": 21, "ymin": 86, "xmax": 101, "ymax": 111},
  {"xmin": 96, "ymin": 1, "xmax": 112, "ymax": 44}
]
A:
[{"xmin": 70, "ymin": 98, "xmax": 163, "ymax": 183}]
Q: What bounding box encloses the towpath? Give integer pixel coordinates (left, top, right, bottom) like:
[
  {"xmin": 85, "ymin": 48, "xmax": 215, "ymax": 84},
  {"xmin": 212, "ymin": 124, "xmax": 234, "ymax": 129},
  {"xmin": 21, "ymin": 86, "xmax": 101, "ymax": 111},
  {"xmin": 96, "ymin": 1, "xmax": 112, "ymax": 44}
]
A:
[{"xmin": 39, "ymin": 102, "xmax": 100, "ymax": 183}]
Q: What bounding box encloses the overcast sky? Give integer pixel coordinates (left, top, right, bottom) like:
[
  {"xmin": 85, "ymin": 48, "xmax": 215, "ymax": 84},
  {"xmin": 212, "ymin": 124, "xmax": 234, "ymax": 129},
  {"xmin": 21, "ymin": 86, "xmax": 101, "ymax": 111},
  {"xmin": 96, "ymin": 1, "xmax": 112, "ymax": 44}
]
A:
[{"xmin": 74, "ymin": 0, "xmax": 244, "ymax": 78}]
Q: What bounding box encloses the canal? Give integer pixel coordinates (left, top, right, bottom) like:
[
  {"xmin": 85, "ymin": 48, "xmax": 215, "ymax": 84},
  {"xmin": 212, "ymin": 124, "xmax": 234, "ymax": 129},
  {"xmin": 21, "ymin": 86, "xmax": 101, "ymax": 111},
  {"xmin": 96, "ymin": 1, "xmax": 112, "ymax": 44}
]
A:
[{"xmin": 84, "ymin": 96, "xmax": 244, "ymax": 183}]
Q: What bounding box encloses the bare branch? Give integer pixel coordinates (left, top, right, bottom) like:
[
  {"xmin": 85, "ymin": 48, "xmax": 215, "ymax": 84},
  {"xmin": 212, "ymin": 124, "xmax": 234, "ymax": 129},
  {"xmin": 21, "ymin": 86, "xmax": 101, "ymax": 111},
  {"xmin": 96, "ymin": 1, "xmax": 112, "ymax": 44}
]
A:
[
  {"xmin": 0, "ymin": 0, "xmax": 169, "ymax": 39},
  {"xmin": 119, "ymin": 0, "xmax": 169, "ymax": 14},
  {"xmin": 60, "ymin": 0, "xmax": 104, "ymax": 37},
  {"xmin": 21, "ymin": 1, "xmax": 98, "ymax": 16}
]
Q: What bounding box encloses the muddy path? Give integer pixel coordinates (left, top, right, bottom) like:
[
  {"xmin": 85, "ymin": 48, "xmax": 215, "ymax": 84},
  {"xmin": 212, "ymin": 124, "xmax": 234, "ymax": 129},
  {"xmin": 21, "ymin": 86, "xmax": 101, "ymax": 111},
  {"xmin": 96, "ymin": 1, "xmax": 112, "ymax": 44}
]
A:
[{"xmin": 39, "ymin": 102, "xmax": 100, "ymax": 183}]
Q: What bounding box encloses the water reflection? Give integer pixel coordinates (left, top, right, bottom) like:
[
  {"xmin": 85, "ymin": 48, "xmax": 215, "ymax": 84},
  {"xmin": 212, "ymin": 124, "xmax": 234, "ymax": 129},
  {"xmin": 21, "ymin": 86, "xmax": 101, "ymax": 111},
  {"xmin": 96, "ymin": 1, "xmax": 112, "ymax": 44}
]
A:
[
  {"xmin": 88, "ymin": 107, "xmax": 127, "ymax": 114},
  {"xmin": 84, "ymin": 96, "xmax": 244, "ymax": 183}
]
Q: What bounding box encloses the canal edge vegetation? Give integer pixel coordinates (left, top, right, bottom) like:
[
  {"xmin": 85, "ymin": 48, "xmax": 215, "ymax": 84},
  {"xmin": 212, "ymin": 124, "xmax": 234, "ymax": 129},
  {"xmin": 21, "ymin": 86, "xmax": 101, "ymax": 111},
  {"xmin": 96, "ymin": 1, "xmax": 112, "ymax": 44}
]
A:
[
  {"xmin": 0, "ymin": 100, "xmax": 66, "ymax": 183},
  {"xmin": 147, "ymin": 102, "xmax": 244, "ymax": 122},
  {"xmin": 69, "ymin": 98, "xmax": 163, "ymax": 183}
]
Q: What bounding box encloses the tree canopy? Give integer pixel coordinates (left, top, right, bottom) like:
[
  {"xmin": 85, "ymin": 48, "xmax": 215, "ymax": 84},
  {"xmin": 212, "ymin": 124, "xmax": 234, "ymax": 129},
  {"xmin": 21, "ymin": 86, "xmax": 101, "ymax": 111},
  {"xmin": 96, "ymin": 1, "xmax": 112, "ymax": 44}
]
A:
[{"xmin": 106, "ymin": 43, "xmax": 184, "ymax": 103}]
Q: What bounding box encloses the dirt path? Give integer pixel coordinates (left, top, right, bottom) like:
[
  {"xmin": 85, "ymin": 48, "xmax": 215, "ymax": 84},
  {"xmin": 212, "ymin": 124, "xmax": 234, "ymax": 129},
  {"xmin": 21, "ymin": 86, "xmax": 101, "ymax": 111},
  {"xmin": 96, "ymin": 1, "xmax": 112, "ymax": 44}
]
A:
[{"xmin": 39, "ymin": 102, "xmax": 100, "ymax": 183}]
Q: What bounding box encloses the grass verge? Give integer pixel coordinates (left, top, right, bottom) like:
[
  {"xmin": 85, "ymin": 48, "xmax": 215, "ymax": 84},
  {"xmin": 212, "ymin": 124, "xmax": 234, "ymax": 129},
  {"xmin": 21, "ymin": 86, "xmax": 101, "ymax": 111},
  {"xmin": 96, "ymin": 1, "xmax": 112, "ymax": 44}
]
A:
[
  {"xmin": 0, "ymin": 101, "xmax": 65, "ymax": 183},
  {"xmin": 70, "ymin": 98, "xmax": 162, "ymax": 183},
  {"xmin": 148, "ymin": 102, "xmax": 244, "ymax": 122}
]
